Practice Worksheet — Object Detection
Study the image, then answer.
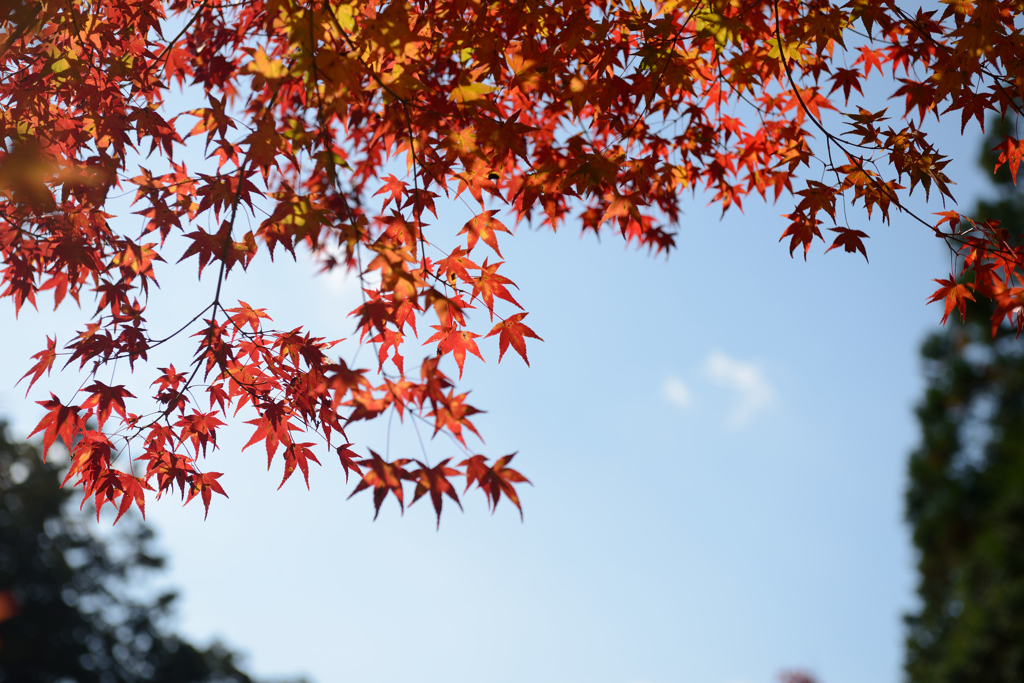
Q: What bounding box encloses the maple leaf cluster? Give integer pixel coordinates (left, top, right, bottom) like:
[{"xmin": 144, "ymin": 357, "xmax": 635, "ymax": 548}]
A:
[{"xmin": 1, "ymin": 0, "xmax": 1023, "ymax": 522}]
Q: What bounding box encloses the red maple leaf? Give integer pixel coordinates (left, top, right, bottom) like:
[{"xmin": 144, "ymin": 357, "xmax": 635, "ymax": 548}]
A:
[
  {"xmin": 176, "ymin": 410, "xmax": 227, "ymax": 457},
  {"xmin": 115, "ymin": 473, "xmax": 154, "ymax": 524},
  {"xmin": 779, "ymin": 212, "xmax": 825, "ymax": 259},
  {"xmin": 927, "ymin": 276, "xmax": 976, "ymax": 325},
  {"xmin": 824, "ymin": 227, "xmax": 870, "ymax": 262},
  {"xmin": 408, "ymin": 459, "xmax": 463, "ymax": 528},
  {"xmin": 348, "ymin": 451, "xmax": 410, "ymax": 520},
  {"xmin": 460, "ymin": 453, "xmax": 531, "ymax": 519},
  {"xmin": 185, "ymin": 472, "xmax": 229, "ymax": 520},
  {"xmin": 226, "ymin": 300, "xmax": 272, "ymax": 333},
  {"xmin": 243, "ymin": 403, "xmax": 299, "ymax": 461},
  {"xmin": 28, "ymin": 395, "xmax": 85, "ymax": 459},
  {"xmin": 471, "ymin": 260, "xmax": 522, "ymax": 317},
  {"xmin": 336, "ymin": 444, "xmax": 364, "ymax": 482},
  {"xmin": 458, "ymin": 210, "xmax": 511, "ymax": 256},
  {"xmin": 279, "ymin": 441, "xmax": 322, "ymax": 489},
  {"xmin": 373, "ymin": 174, "xmax": 407, "ymax": 211},
  {"xmin": 993, "ymin": 137, "xmax": 1024, "ymax": 185},
  {"xmin": 425, "ymin": 325, "xmax": 485, "ymax": 379},
  {"xmin": 485, "ymin": 313, "xmax": 543, "ymax": 365},
  {"xmin": 17, "ymin": 335, "xmax": 57, "ymax": 396},
  {"xmin": 81, "ymin": 381, "xmax": 136, "ymax": 428}
]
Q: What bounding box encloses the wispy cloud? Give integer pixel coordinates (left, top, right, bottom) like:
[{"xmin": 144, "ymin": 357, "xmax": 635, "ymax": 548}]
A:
[
  {"xmin": 704, "ymin": 351, "xmax": 774, "ymax": 427},
  {"xmin": 663, "ymin": 376, "xmax": 693, "ymax": 408},
  {"xmin": 315, "ymin": 258, "xmax": 361, "ymax": 297}
]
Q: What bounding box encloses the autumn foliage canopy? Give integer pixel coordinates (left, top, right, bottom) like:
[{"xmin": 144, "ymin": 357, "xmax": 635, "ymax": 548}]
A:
[{"xmin": 1, "ymin": 0, "xmax": 1022, "ymax": 523}]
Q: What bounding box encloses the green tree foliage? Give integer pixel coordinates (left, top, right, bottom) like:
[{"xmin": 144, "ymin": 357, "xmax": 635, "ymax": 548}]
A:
[
  {"xmin": 0, "ymin": 424, "xmax": 306, "ymax": 683},
  {"xmin": 905, "ymin": 118, "xmax": 1024, "ymax": 683}
]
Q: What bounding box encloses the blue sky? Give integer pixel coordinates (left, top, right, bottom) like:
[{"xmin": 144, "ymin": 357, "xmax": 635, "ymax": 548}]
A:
[{"xmin": 0, "ymin": 51, "xmax": 1002, "ymax": 683}]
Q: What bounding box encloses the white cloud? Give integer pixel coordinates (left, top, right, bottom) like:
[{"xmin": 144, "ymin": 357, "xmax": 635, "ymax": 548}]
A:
[
  {"xmin": 704, "ymin": 351, "xmax": 774, "ymax": 427},
  {"xmin": 663, "ymin": 376, "xmax": 693, "ymax": 408},
  {"xmin": 313, "ymin": 255, "xmax": 361, "ymax": 297}
]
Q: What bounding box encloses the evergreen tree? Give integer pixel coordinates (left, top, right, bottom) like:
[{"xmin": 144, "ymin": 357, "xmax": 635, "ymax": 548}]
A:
[
  {"xmin": 0, "ymin": 424, "xmax": 307, "ymax": 683},
  {"xmin": 905, "ymin": 118, "xmax": 1024, "ymax": 683}
]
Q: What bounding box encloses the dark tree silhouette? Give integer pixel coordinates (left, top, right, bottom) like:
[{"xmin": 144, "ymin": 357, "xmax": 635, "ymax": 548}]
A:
[
  {"xmin": 905, "ymin": 116, "xmax": 1024, "ymax": 683},
  {"xmin": 0, "ymin": 423, "xmax": 307, "ymax": 683}
]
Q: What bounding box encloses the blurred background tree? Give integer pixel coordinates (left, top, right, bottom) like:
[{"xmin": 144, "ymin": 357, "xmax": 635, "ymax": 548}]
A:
[
  {"xmin": 0, "ymin": 423, "xmax": 308, "ymax": 683},
  {"xmin": 905, "ymin": 115, "xmax": 1024, "ymax": 683}
]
